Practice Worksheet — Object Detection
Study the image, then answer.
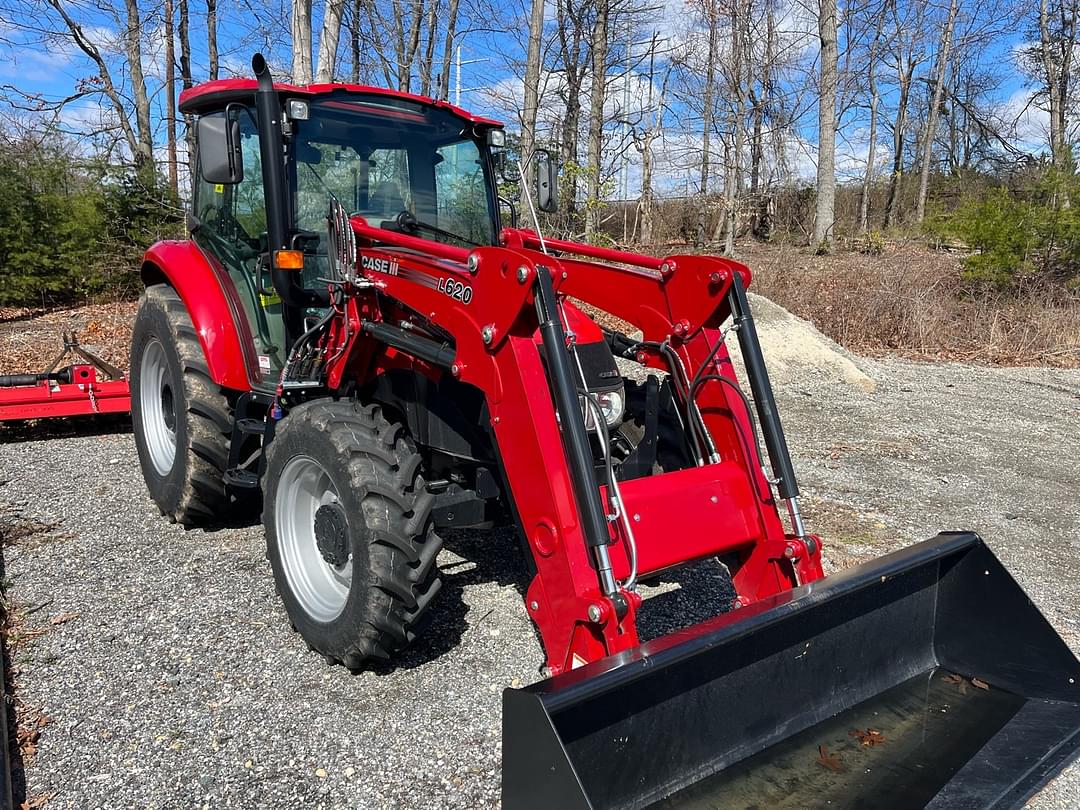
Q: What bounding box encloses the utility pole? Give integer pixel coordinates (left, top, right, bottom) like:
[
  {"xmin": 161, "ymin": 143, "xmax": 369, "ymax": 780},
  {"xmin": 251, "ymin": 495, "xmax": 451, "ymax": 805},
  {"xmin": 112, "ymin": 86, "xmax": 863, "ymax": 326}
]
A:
[
  {"xmin": 452, "ymin": 44, "xmax": 488, "ymax": 107},
  {"xmin": 622, "ymin": 34, "xmax": 631, "ymax": 242}
]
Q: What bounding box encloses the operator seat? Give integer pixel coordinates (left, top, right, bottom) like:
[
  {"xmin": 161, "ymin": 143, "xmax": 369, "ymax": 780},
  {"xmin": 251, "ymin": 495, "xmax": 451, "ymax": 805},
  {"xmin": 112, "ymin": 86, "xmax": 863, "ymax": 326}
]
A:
[{"xmin": 368, "ymin": 181, "xmax": 407, "ymax": 222}]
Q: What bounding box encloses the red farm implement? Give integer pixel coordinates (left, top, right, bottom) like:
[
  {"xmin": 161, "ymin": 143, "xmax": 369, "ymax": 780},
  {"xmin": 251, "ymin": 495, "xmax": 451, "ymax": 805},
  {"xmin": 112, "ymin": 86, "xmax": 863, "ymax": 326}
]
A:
[
  {"xmin": 125, "ymin": 54, "xmax": 1080, "ymax": 807},
  {"xmin": 0, "ymin": 332, "xmax": 130, "ymax": 422}
]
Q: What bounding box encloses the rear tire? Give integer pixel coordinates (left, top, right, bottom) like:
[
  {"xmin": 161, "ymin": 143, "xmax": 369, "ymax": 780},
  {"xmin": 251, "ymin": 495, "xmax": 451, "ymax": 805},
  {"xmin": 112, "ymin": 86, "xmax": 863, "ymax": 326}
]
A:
[
  {"xmin": 263, "ymin": 399, "xmax": 443, "ymax": 670},
  {"xmin": 131, "ymin": 284, "xmax": 233, "ymax": 525}
]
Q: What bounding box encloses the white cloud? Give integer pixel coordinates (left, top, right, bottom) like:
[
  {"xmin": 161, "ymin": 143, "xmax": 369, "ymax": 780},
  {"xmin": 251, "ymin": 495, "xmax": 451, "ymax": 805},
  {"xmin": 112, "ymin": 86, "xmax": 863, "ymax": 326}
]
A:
[{"xmin": 1003, "ymin": 87, "xmax": 1050, "ymax": 153}]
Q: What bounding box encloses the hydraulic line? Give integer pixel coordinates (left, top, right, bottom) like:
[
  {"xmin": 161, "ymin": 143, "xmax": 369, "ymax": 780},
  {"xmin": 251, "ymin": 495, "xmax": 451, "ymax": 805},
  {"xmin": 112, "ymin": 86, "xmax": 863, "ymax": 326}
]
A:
[
  {"xmin": 583, "ymin": 395, "xmax": 638, "ymax": 591},
  {"xmin": 661, "ymin": 341, "xmax": 719, "ymax": 465}
]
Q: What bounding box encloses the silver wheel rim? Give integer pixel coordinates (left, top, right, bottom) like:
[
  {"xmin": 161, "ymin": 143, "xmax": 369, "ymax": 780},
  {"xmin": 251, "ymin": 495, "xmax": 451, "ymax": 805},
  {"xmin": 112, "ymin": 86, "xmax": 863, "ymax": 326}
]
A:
[
  {"xmin": 276, "ymin": 456, "xmax": 352, "ymax": 622},
  {"xmin": 139, "ymin": 339, "xmax": 177, "ymax": 477}
]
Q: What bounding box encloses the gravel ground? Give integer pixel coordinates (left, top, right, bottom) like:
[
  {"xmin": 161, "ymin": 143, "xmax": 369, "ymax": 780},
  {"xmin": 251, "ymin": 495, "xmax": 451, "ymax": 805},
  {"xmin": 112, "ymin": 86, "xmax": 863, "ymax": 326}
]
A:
[{"xmin": 0, "ymin": 353, "xmax": 1078, "ymax": 809}]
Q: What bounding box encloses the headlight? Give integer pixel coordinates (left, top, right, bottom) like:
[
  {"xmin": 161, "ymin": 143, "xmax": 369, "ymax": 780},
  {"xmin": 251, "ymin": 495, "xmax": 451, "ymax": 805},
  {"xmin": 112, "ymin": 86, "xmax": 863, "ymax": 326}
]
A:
[{"xmin": 581, "ymin": 389, "xmax": 624, "ymax": 430}]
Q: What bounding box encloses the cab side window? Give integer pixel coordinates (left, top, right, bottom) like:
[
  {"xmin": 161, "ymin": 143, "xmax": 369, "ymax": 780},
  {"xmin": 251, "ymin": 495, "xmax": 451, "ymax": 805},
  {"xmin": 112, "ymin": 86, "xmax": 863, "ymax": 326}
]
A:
[
  {"xmin": 193, "ymin": 110, "xmax": 266, "ymax": 251},
  {"xmin": 192, "ymin": 108, "xmax": 285, "ymax": 377}
]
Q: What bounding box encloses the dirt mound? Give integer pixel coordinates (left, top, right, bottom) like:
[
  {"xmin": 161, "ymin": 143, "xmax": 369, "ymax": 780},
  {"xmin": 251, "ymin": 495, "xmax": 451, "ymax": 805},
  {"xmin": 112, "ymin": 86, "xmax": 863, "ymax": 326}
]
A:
[{"xmin": 729, "ymin": 293, "xmax": 876, "ymax": 393}]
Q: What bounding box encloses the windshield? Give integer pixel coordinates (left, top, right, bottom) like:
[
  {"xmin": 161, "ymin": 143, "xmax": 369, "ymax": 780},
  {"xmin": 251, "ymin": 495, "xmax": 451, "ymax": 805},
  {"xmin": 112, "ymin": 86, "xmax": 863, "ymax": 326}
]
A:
[{"xmin": 291, "ymin": 97, "xmax": 498, "ymax": 249}]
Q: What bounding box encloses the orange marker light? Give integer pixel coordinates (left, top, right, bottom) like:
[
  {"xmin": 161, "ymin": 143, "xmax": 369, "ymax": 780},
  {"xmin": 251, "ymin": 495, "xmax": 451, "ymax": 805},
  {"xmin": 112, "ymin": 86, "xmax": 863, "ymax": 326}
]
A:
[{"xmin": 274, "ymin": 250, "xmax": 305, "ymax": 270}]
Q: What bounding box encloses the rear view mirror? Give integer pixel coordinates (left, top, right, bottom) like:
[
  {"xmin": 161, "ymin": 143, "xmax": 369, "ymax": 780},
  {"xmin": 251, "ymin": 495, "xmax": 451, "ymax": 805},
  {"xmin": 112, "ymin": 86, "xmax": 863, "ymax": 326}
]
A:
[
  {"xmin": 536, "ymin": 150, "xmax": 558, "ymax": 214},
  {"xmin": 198, "ymin": 114, "xmax": 243, "ymax": 185}
]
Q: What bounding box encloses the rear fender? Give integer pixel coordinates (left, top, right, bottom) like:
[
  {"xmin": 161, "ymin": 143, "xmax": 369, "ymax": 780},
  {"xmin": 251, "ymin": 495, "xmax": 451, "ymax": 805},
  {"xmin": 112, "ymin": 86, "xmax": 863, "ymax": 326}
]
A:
[{"xmin": 140, "ymin": 240, "xmax": 252, "ymax": 391}]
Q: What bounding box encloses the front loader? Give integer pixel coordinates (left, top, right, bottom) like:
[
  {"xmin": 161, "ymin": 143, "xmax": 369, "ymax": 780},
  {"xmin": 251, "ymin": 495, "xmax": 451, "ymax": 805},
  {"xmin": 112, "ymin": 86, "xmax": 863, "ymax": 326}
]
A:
[{"xmin": 131, "ymin": 54, "xmax": 1080, "ymax": 807}]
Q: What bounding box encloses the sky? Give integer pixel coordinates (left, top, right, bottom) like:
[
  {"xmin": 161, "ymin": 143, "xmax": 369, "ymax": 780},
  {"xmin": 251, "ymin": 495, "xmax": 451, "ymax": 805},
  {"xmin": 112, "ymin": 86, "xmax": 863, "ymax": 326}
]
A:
[{"xmin": 0, "ymin": 0, "xmax": 1054, "ymax": 198}]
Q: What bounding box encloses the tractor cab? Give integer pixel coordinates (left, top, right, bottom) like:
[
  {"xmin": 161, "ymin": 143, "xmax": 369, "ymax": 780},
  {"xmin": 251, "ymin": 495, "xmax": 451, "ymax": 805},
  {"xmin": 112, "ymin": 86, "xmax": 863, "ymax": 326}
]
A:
[{"xmin": 178, "ymin": 68, "xmax": 507, "ymax": 384}]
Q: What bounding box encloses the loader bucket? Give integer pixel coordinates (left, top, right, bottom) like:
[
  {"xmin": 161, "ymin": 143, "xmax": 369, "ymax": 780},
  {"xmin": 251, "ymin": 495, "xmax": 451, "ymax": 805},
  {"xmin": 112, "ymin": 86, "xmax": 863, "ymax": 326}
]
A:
[{"xmin": 503, "ymin": 532, "xmax": 1080, "ymax": 809}]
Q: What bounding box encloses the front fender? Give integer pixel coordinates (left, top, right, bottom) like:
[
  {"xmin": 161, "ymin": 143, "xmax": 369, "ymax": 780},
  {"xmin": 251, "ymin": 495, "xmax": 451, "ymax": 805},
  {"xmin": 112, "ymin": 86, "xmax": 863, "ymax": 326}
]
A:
[{"xmin": 140, "ymin": 240, "xmax": 251, "ymax": 391}]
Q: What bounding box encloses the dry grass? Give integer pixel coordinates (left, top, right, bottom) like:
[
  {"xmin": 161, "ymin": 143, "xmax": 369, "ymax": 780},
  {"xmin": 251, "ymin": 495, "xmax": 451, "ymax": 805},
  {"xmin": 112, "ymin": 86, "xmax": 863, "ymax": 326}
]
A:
[
  {"xmin": 0, "ymin": 243, "xmax": 1076, "ymax": 374},
  {"xmin": 737, "ymin": 242, "xmax": 1080, "ymax": 368},
  {"xmin": 0, "ymin": 301, "xmax": 137, "ymax": 376}
]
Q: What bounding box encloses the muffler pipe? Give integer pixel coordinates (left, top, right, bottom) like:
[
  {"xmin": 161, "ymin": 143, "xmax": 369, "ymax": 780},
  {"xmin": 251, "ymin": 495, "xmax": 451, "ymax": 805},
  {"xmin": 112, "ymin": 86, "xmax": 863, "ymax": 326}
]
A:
[{"xmin": 251, "ymin": 53, "xmax": 312, "ymax": 345}]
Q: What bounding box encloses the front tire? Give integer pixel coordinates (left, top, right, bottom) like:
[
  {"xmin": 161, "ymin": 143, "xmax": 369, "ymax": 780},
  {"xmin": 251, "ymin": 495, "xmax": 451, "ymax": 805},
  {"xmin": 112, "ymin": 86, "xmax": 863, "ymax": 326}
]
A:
[
  {"xmin": 263, "ymin": 400, "xmax": 443, "ymax": 670},
  {"xmin": 131, "ymin": 284, "xmax": 233, "ymax": 525}
]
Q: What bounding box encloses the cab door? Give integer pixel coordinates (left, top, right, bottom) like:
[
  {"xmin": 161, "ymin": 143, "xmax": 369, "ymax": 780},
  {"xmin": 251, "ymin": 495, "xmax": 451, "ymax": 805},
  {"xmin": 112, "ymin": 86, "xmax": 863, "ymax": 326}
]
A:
[{"xmin": 191, "ymin": 107, "xmax": 286, "ymax": 382}]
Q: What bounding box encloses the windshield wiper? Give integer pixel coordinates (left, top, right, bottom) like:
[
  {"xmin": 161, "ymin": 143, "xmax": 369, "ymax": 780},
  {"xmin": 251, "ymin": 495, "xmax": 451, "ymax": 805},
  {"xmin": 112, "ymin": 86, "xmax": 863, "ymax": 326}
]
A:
[{"xmin": 392, "ymin": 210, "xmax": 481, "ymax": 247}]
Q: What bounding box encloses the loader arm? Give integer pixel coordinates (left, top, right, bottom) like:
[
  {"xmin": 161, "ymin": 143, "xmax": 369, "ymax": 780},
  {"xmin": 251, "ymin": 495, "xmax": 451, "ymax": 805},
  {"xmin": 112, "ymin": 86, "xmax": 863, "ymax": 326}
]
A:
[{"xmin": 340, "ymin": 217, "xmax": 823, "ymax": 674}]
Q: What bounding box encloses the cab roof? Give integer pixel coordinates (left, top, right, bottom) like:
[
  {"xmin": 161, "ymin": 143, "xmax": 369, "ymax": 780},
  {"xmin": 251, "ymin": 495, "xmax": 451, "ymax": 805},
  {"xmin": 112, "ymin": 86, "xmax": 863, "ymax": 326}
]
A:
[{"xmin": 178, "ymin": 79, "xmax": 504, "ymax": 129}]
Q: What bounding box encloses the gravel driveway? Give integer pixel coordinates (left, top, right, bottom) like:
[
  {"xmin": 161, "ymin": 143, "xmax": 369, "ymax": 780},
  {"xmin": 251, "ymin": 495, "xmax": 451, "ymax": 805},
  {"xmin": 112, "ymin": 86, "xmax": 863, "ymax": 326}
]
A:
[{"xmin": 1, "ymin": 354, "xmax": 1078, "ymax": 809}]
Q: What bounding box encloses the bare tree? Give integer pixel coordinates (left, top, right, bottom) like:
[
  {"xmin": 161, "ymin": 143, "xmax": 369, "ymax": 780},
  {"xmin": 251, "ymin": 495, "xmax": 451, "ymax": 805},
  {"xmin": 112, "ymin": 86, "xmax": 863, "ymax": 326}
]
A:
[
  {"xmin": 316, "ymin": 0, "xmax": 349, "ymax": 82},
  {"xmin": 716, "ymin": 0, "xmax": 747, "ymax": 253},
  {"xmin": 1037, "ymin": 0, "xmax": 1079, "ymax": 172},
  {"xmin": 814, "ymin": 0, "xmax": 838, "ymax": 248},
  {"xmin": 620, "ymin": 35, "xmax": 670, "ymax": 243},
  {"xmin": 207, "ymin": 0, "xmax": 219, "ymax": 80},
  {"xmin": 553, "ymin": 0, "xmax": 592, "ymax": 225},
  {"xmin": 584, "ymin": 0, "xmax": 610, "ymax": 239},
  {"xmin": 697, "ymin": 0, "xmax": 719, "ymax": 246},
  {"xmin": 164, "ymin": 0, "xmax": 179, "ymax": 192},
  {"xmin": 914, "ymin": 0, "xmax": 959, "ymax": 222},
  {"xmin": 883, "ymin": 0, "xmax": 927, "ymax": 228},
  {"xmin": 860, "ymin": 0, "xmax": 890, "ymax": 232},
  {"xmin": 437, "ymin": 0, "xmax": 461, "ymax": 99},
  {"xmin": 178, "ymin": 0, "xmax": 196, "ymax": 169},
  {"xmin": 418, "ymin": 0, "xmax": 440, "ymax": 95},
  {"xmin": 520, "ymin": 0, "xmax": 546, "ymax": 203},
  {"xmin": 292, "ymin": 0, "xmax": 314, "ymax": 83},
  {"xmin": 119, "ymin": 0, "xmax": 153, "ymax": 166}
]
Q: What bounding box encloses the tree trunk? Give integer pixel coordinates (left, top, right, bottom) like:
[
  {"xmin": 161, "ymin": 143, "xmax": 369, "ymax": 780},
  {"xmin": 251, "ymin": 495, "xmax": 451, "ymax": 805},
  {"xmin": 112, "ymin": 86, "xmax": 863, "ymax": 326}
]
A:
[
  {"xmin": 814, "ymin": 0, "xmax": 838, "ymax": 248},
  {"xmin": 316, "ymin": 0, "xmax": 348, "ymax": 82},
  {"xmin": 351, "ymin": 0, "xmax": 362, "ymax": 83},
  {"xmin": 883, "ymin": 59, "xmax": 913, "ymax": 228},
  {"xmin": 178, "ymin": 0, "xmax": 195, "ymax": 177},
  {"xmin": 584, "ymin": 0, "xmax": 609, "ymax": 241},
  {"xmin": 437, "ymin": 0, "xmax": 460, "ymax": 99},
  {"xmin": 164, "ymin": 0, "xmax": 178, "ymax": 193},
  {"xmin": 859, "ymin": 77, "xmax": 879, "ymax": 233},
  {"xmin": 859, "ymin": 4, "xmax": 886, "ymax": 233},
  {"xmin": 1038, "ymin": 0, "xmax": 1078, "ymax": 207},
  {"xmin": 697, "ymin": 2, "xmax": 718, "ymax": 246},
  {"xmin": 914, "ymin": 0, "xmax": 958, "ymax": 223},
  {"xmin": 560, "ymin": 73, "xmax": 582, "ymax": 225},
  {"xmin": 749, "ymin": 91, "xmax": 763, "ymax": 197},
  {"xmin": 520, "ymin": 0, "xmax": 546, "ymax": 207},
  {"xmin": 292, "ymin": 0, "xmax": 314, "ymax": 84},
  {"xmin": 639, "ymin": 134, "xmax": 655, "ymax": 244},
  {"xmin": 400, "ymin": 0, "xmax": 425, "ymax": 92},
  {"xmin": 419, "ymin": 0, "xmax": 440, "ymax": 96},
  {"xmin": 715, "ymin": 0, "xmax": 745, "ymax": 252},
  {"xmin": 206, "ymin": 0, "xmax": 218, "ymax": 80},
  {"xmin": 122, "ymin": 0, "xmax": 154, "ymax": 168},
  {"xmin": 1040, "ymin": 0, "xmax": 1066, "ymax": 170}
]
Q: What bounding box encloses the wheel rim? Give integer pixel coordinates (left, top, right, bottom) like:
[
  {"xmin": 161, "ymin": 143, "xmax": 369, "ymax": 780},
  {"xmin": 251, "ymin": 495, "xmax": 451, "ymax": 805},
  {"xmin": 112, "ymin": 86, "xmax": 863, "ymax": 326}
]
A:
[
  {"xmin": 139, "ymin": 339, "xmax": 177, "ymax": 477},
  {"xmin": 276, "ymin": 456, "xmax": 352, "ymax": 622}
]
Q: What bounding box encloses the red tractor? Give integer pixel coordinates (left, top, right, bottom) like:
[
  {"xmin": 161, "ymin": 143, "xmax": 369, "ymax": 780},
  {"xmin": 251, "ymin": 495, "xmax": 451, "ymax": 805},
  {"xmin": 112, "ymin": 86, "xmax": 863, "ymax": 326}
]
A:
[{"xmin": 132, "ymin": 55, "xmax": 1080, "ymax": 807}]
